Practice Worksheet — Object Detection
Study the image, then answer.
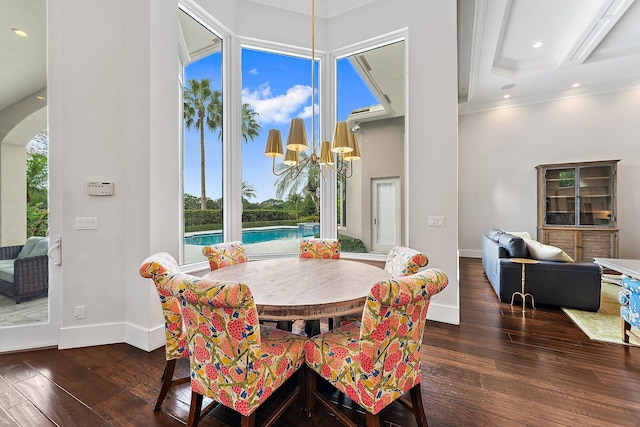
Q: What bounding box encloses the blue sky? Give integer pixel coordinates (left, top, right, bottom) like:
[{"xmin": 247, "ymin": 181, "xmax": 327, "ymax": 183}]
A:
[{"xmin": 183, "ymin": 48, "xmax": 377, "ymax": 202}]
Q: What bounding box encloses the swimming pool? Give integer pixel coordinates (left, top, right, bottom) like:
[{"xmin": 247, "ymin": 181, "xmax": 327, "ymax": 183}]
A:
[{"xmin": 184, "ymin": 224, "xmax": 320, "ymax": 246}]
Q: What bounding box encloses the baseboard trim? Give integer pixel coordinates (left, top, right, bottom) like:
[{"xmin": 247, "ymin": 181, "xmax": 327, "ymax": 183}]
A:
[
  {"xmin": 125, "ymin": 322, "xmax": 165, "ymax": 352},
  {"xmin": 459, "ymin": 249, "xmax": 482, "ymax": 258},
  {"xmin": 58, "ymin": 322, "xmax": 124, "ymax": 350},
  {"xmin": 58, "ymin": 321, "xmax": 166, "ymax": 351},
  {"xmin": 427, "ymin": 302, "xmax": 460, "ymax": 325}
]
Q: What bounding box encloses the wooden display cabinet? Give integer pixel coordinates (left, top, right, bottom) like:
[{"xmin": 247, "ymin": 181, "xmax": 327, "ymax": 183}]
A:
[{"xmin": 536, "ymin": 160, "xmax": 619, "ymax": 262}]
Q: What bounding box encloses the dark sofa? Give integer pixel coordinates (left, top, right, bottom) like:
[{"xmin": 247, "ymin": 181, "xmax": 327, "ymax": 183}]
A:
[{"xmin": 482, "ymin": 229, "xmax": 602, "ymax": 311}]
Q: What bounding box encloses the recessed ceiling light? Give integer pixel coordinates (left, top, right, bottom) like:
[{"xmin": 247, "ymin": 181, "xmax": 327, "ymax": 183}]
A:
[
  {"xmin": 533, "ymin": 41, "xmax": 544, "ymax": 48},
  {"xmin": 572, "ymin": 83, "xmax": 580, "ymax": 88},
  {"xmin": 12, "ymin": 28, "xmax": 29, "ymax": 37},
  {"xmin": 503, "ymin": 94, "xmax": 510, "ymax": 99},
  {"xmin": 36, "ymin": 95, "xmax": 46, "ymax": 100}
]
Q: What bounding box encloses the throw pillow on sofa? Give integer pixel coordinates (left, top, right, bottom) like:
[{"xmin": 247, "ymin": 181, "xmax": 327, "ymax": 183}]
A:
[
  {"xmin": 505, "ymin": 231, "xmax": 533, "ymax": 240},
  {"xmin": 524, "ymin": 238, "xmax": 574, "ymax": 262}
]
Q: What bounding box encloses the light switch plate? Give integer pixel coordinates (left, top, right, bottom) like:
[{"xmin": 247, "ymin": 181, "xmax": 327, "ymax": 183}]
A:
[{"xmin": 76, "ymin": 217, "xmax": 98, "ymax": 230}]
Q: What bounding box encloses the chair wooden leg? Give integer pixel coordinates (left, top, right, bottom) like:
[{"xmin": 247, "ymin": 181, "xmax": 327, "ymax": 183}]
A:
[
  {"xmin": 305, "ymin": 320, "xmax": 321, "ymax": 337},
  {"xmin": 240, "ymin": 412, "xmax": 256, "ymax": 427},
  {"xmin": 623, "ymin": 318, "xmax": 631, "ymax": 343},
  {"xmin": 276, "ymin": 320, "xmax": 293, "ymax": 331},
  {"xmin": 365, "ymin": 411, "xmax": 381, "ymax": 427},
  {"xmin": 305, "ymin": 365, "xmax": 315, "ymax": 417},
  {"xmin": 187, "ymin": 392, "xmax": 203, "ymax": 427},
  {"xmin": 154, "ymin": 359, "xmax": 177, "ymax": 410},
  {"xmin": 409, "ymin": 385, "xmax": 429, "ymax": 427}
]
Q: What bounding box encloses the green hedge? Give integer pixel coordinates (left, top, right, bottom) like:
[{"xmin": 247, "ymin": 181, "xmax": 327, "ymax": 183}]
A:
[
  {"xmin": 242, "ymin": 209, "xmax": 297, "ymax": 222},
  {"xmin": 339, "ymin": 234, "xmax": 367, "ymax": 252},
  {"xmin": 185, "ymin": 209, "xmax": 298, "ymax": 229},
  {"xmin": 185, "ymin": 209, "xmax": 222, "ymax": 227}
]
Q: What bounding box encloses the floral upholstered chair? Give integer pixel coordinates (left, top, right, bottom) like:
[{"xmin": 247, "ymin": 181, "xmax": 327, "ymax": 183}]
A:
[
  {"xmin": 299, "ymin": 238, "xmax": 341, "ymax": 259},
  {"xmin": 202, "ymin": 241, "xmax": 248, "ymax": 271},
  {"xmin": 139, "ymin": 252, "xmax": 190, "ymax": 411},
  {"xmin": 151, "ymin": 264, "xmax": 307, "ymax": 427},
  {"xmin": 619, "ymin": 277, "xmax": 640, "ymax": 343},
  {"xmin": 304, "ymin": 268, "xmax": 449, "ymax": 427},
  {"xmin": 384, "ymin": 246, "xmax": 429, "ymax": 278},
  {"xmin": 298, "ymin": 238, "xmax": 341, "ymax": 336},
  {"xmin": 336, "ymin": 246, "xmax": 429, "ymax": 330}
]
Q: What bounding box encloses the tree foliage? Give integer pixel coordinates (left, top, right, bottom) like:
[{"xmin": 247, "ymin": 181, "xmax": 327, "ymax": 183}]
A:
[
  {"xmin": 273, "ymin": 151, "xmax": 320, "ymax": 215},
  {"xmin": 25, "ymin": 130, "xmax": 49, "ymax": 236},
  {"xmin": 183, "ymin": 79, "xmax": 262, "ymax": 211}
]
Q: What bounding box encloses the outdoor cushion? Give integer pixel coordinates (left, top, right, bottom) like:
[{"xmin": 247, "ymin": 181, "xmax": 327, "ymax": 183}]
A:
[
  {"xmin": 17, "ymin": 237, "xmax": 44, "ymax": 258},
  {"xmin": 30, "ymin": 238, "xmax": 49, "ymax": 257},
  {"xmin": 0, "ymin": 260, "xmax": 14, "ymax": 283}
]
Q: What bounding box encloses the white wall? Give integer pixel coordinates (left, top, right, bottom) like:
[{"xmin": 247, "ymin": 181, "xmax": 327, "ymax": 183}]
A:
[
  {"xmin": 2, "ymin": 0, "xmax": 459, "ymax": 353},
  {"xmin": 459, "ymin": 88, "xmax": 640, "ymax": 259},
  {"xmin": 327, "ymin": 1, "xmax": 460, "ymax": 323}
]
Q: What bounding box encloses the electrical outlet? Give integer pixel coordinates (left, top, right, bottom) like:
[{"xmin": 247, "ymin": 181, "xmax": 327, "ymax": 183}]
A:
[{"xmin": 74, "ymin": 306, "xmax": 85, "ymax": 319}]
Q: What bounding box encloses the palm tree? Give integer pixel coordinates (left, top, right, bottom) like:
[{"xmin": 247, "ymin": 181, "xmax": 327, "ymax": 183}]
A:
[
  {"xmin": 184, "ymin": 79, "xmax": 262, "ymax": 210},
  {"xmin": 242, "ymin": 181, "xmax": 257, "ymax": 201},
  {"xmin": 242, "ymin": 103, "xmax": 260, "ymax": 143},
  {"xmin": 274, "ymin": 151, "xmax": 320, "ymax": 215},
  {"xmin": 184, "ymin": 79, "xmax": 222, "ymax": 210},
  {"xmin": 286, "ymin": 193, "xmax": 303, "ymax": 220}
]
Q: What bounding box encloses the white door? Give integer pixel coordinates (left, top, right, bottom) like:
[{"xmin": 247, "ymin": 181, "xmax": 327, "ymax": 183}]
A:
[{"xmin": 371, "ymin": 177, "xmax": 401, "ymax": 253}]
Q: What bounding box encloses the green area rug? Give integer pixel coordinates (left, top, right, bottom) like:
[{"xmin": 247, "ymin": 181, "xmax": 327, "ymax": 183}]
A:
[{"xmin": 563, "ymin": 281, "xmax": 639, "ymax": 347}]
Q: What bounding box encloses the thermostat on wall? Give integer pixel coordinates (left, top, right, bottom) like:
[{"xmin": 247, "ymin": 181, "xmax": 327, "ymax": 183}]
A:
[{"xmin": 87, "ymin": 181, "xmax": 114, "ymax": 196}]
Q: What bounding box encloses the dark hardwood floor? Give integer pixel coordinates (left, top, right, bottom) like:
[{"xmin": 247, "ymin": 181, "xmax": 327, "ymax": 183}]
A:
[{"xmin": 1, "ymin": 258, "xmax": 639, "ymax": 426}]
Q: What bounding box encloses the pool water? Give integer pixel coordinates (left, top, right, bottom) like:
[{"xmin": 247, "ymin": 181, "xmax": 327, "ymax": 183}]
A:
[{"xmin": 185, "ymin": 224, "xmax": 319, "ymax": 246}]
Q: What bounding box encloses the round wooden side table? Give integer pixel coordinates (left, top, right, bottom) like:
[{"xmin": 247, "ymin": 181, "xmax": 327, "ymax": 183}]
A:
[{"xmin": 509, "ymin": 258, "xmax": 539, "ymax": 311}]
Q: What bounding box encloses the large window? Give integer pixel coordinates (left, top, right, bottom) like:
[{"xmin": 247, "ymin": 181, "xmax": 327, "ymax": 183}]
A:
[
  {"xmin": 335, "ymin": 39, "xmax": 406, "ymax": 254},
  {"xmin": 180, "ymin": 9, "xmax": 224, "ymax": 264},
  {"xmin": 240, "ymin": 47, "xmax": 320, "ymax": 257}
]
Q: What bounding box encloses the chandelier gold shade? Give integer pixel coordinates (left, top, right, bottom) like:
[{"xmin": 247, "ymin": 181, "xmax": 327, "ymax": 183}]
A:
[
  {"xmin": 283, "ymin": 148, "xmax": 299, "ymax": 166},
  {"xmin": 264, "ymin": 129, "xmax": 284, "ymax": 158},
  {"xmin": 331, "ymin": 121, "xmax": 353, "ymax": 154},
  {"xmin": 285, "ymin": 118, "xmax": 309, "ymax": 152},
  {"xmin": 262, "ymin": 0, "xmax": 360, "ymax": 180},
  {"xmin": 343, "ymin": 132, "xmax": 361, "ymax": 161},
  {"xmin": 319, "ymin": 140, "xmax": 335, "ymax": 165}
]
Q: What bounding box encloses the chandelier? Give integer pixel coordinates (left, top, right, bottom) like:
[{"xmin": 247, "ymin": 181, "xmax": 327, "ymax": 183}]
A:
[{"xmin": 263, "ymin": 0, "xmax": 361, "ymax": 179}]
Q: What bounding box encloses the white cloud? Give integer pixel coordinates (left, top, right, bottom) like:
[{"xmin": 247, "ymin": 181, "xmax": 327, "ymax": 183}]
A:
[
  {"xmin": 249, "ymin": 68, "xmax": 258, "ymax": 75},
  {"xmin": 242, "ymin": 83, "xmax": 312, "ymax": 125}
]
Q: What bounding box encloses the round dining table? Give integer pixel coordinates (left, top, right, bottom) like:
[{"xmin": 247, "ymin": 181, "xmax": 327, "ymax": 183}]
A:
[{"xmin": 202, "ymin": 257, "xmax": 390, "ymax": 321}]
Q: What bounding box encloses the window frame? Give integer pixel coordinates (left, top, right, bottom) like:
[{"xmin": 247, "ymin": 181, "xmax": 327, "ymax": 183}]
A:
[
  {"xmin": 330, "ymin": 30, "xmax": 409, "ymax": 259},
  {"xmin": 178, "ymin": 3, "xmax": 231, "ymax": 268}
]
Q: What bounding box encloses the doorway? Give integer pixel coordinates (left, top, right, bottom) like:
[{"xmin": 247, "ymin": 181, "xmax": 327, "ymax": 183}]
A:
[{"xmin": 371, "ymin": 177, "xmax": 400, "ymax": 253}]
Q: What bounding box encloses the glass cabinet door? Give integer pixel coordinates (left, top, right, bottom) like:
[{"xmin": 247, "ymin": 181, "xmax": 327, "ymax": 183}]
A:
[
  {"xmin": 543, "ymin": 165, "xmax": 614, "ymax": 227},
  {"xmin": 544, "ymin": 168, "xmax": 576, "ymax": 225},
  {"xmin": 578, "ymin": 165, "xmax": 614, "ymax": 226}
]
